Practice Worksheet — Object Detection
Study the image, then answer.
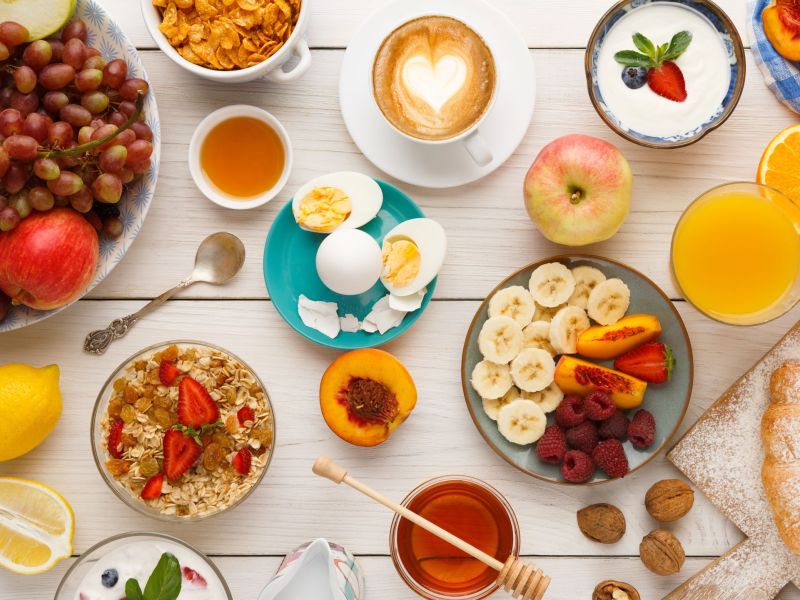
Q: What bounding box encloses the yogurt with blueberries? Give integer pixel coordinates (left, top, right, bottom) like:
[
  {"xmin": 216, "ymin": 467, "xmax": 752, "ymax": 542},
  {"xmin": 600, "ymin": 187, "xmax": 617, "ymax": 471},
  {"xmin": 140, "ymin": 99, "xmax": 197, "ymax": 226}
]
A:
[
  {"xmin": 75, "ymin": 540, "xmax": 227, "ymax": 600},
  {"xmin": 596, "ymin": 2, "xmax": 731, "ymax": 138}
]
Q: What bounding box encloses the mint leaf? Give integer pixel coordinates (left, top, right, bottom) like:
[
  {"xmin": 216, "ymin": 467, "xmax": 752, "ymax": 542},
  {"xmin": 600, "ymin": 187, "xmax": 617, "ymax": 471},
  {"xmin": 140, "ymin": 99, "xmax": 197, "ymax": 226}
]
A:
[
  {"xmin": 656, "ymin": 42, "xmax": 669, "ymax": 62},
  {"xmin": 663, "ymin": 31, "xmax": 692, "ymax": 61},
  {"xmin": 143, "ymin": 552, "xmax": 182, "ymax": 600},
  {"xmin": 614, "ymin": 50, "xmax": 653, "ymax": 68},
  {"xmin": 126, "ymin": 579, "xmax": 144, "ymax": 600},
  {"xmin": 632, "ymin": 33, "xmax": 655, "ymax": 57}
]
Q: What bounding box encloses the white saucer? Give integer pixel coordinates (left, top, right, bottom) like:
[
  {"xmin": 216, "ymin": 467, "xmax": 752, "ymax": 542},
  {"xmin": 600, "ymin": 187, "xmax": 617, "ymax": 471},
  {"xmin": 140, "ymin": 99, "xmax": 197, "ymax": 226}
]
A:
[{"xmin": 339, "ymin": 0, "xmax": 536, "ymax": 189}]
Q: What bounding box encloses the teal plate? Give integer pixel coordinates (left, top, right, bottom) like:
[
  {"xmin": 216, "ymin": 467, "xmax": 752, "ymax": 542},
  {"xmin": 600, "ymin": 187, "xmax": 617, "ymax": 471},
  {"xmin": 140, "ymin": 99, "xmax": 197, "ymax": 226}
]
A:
[
  {"xmin": 264, "ymin": 179, "xmax": 436, "ymax": 349},
  {"xmin": 461, "ymin": 255, "xmax": 693, "ymax": 485}
]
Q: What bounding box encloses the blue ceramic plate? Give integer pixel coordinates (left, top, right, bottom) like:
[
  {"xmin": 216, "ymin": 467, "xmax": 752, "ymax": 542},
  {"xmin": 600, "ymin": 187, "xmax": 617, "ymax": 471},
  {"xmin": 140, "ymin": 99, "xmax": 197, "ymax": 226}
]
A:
[
  {"xmin": 461, "ymin": 255, "xmax": 693, "ymax": 485},
  {"xmin": 264, "ymin": 179, "xmax": 436, "ymax": 349}
]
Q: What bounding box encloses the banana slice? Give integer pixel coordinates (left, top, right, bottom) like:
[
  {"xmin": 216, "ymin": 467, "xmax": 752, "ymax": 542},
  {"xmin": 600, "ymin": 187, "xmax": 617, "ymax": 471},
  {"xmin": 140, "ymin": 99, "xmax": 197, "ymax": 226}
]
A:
[
  {"xmin": 497, "ymin": 399, "xmax": 547, "ymax": 445},
  {"xmin": 528, "ymin": 263, "xmax": 576, "ymax": 308},
  {"xmin": 521, "ymin": 382, "xmax": 564, "ymax": 413},
  {"xmin": 471, "ymin": 360, "xmax": 513, "ymax": 400},
  {"xmin": 522, "ymin": 320, "xmax": 556, "ymax": 356},
  {"xmin": 488, "ymin": 286, "xmax": 536, "ymax": 327},
  {"xmin": 510, "ymin": 347, "xmax": 555, "ymax": 393},
  {"xmin": 533, "ymin": 302, "xmax": 564, "ymax": 322},
  {"xmin": 587, "ymin": 278, "xmax": 631, "ymax": 325},
  {"xmin": 568, "ymin": 266, "xmax": 607, "ymax": 310},
  {"xmin": 549, "ymin": 305, "xmax": 591, "ymax": 355},
  {"xmin": 482, "ymin": 386, "xmax": 520, "ymax": 421},
  {"xmin": 478, "ymin": 316, "xmax": 523, "ymax": 363}
]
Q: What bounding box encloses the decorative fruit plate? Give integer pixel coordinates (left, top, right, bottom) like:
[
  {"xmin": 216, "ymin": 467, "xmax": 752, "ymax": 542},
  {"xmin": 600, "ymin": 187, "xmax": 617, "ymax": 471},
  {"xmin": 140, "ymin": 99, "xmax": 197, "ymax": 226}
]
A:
[
  {"xmin": 461, "ymin": 255, "xmax": 693, "ymax": 484},
  {"xmin": 264, "ymin": 179, "xmax": 436, "ymax": 350},
  {"xmin": 0, "ymin": 0, "xmax": 160, "ymax": 333}
]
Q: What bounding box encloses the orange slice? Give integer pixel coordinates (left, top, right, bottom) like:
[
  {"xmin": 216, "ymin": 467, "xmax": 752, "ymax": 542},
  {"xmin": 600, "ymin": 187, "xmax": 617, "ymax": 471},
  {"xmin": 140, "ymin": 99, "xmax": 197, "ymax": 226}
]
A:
[{"xmin": 757, "ymin": 124, "xmax": 800, "ymax": 204}]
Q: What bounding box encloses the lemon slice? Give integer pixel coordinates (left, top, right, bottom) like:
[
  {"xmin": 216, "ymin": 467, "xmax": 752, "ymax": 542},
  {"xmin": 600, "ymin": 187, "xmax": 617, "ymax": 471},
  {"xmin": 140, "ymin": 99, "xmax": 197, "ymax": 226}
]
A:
[{"xmin": 0, "ymin": 477, "xmax": 74, "ymax": 574}]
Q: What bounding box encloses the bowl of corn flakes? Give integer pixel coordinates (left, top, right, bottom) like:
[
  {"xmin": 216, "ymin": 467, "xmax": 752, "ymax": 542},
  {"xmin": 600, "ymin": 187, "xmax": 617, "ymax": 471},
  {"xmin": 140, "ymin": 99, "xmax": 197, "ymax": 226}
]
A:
[{"xmin": 142, "ymin": 0, "xmax": 309, "ymax": 83}]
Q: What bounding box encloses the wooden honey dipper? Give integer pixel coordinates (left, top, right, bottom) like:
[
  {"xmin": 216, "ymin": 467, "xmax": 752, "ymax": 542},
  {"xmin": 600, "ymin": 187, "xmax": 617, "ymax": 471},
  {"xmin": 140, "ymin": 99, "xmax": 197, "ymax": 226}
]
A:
[{"xmin": 312, "ymin": 456, "xmax": 550, "ymax": 600}]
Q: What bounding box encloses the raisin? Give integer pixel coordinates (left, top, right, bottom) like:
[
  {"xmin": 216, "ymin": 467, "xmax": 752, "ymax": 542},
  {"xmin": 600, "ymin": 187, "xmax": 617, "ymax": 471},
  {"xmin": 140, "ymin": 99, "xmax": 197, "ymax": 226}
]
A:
[
  {"xmin": 139, "ymin": 456, "xmax": 160, "ymax": 477},
  {"xmin": 120, "ymin": 404, "xmax": 136, "ymax": 424},
  {"xmin": 161, "ymin": 345, "xmax": 179, "ymax": 362},
  {"xmin": 124, "ymin": 384, "xmax": 138, "ymax": 404},
  {"xmin": 154, "ymin": 395, "xmax": 172, "ymax": 410},
  {"xmin": 202, "ymin": 443, "xmax": 225, "ymax": 470},
  {"xmin": 107, "ymin": 397, "xmax": 124, "ymax": 419},
  {"xmin": 113, "ymin": 378, "xmax": 127, "ymax": 393},
  {"xmin": 106, "ymin": 458, "xmax": 131, "ymax": 476},
  {"xmin": 135, "ymin": 397, "xmax": 152, "ymax": 413},
  {"xmin": 153, "ymin": 408, "xmax": 172, "ymax": 429}
]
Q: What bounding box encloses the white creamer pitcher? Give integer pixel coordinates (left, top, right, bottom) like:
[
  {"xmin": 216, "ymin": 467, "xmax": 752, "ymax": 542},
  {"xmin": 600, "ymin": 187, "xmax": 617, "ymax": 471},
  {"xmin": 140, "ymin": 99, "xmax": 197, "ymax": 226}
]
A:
[{"xmin": 258, "ymin": 538, "xmax": 364, "ymax": 600}]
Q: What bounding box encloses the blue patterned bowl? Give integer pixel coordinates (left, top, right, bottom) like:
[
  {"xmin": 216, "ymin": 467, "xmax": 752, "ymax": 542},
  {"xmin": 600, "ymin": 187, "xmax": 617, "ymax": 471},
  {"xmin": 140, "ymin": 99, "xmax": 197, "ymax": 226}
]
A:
[
  {"xmin": 585, "ymin": 0, "xmax": 745, "ymax": 148},
  {"xmin": 0, "ymin": 0, "xmax": 160, "ymax": 333}
]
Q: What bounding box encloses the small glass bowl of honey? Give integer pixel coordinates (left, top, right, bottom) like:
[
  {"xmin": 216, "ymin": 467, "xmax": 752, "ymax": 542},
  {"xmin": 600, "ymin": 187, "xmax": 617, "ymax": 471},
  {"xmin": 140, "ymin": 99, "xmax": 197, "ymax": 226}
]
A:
[{"xmin": 390, "ymin": 476, "xmax": 520, "ymax": 599}]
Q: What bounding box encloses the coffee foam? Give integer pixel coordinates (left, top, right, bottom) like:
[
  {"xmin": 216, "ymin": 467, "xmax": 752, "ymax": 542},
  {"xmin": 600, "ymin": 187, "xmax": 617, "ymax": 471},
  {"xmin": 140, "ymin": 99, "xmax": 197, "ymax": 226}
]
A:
[{"xmin": 373, "ymin": 16, "xmax": 496, "ymax": 141}]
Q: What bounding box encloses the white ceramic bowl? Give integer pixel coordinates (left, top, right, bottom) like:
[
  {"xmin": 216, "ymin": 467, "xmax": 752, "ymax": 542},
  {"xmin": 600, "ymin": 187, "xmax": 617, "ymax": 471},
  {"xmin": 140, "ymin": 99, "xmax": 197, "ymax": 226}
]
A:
[
  {"xmin": 189, "ymin": 105, "xmax": 293, "ymax": 210},
  {"xmin": 140, "ymin": 0, "xmax": 311, "ymax": 83}
]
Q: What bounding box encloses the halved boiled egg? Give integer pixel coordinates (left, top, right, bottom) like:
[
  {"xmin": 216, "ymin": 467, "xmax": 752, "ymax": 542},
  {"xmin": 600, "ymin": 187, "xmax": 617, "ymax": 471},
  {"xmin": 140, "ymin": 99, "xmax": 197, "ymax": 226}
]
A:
[
  {"xmin": 292, "ymin": 172, "xmax": 382, "ymax": 233},
  {"xmin": 380, "ymin": 218, "xmax": 447, "ymax": 297}
]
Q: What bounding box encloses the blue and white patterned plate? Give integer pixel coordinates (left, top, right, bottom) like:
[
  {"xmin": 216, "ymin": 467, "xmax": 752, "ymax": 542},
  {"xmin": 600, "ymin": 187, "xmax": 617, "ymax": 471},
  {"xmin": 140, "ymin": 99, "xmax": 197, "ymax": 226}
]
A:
[
  {"xmin": 0, "ymin": 0, "xmax": 160, "ymax": 333},
  {"xmin": 585, "ymin": 0, "xmax": 746, "ymax": 148}
]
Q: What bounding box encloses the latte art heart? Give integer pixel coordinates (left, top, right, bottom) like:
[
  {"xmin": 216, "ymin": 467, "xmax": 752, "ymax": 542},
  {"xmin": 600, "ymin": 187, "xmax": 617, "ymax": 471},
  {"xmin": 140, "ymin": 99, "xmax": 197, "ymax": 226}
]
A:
[
  {"xmin": 373, "ymin": 16, "xmax": 496, "ymax": 141},
  {"xmin": 402, "ymin": 53, "xmax": 468, "ymax": 114}
]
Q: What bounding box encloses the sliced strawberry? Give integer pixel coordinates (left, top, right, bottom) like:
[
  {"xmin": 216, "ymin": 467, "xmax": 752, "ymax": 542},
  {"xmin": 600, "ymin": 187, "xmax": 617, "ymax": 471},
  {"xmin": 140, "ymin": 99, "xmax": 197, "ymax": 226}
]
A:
[
  {"xmin": 183, "ymin": 567, "xmax": 207, "ymax": 587},
  {"xmin": 107, "ymin": 419, "xmax": 124, "ymax": 458},
  {"xmin": 614, "ymin": 342, "xmax": 674, "ymax": 384},
  {"xmin": 647, "ymin": 61, "xmax": 687, "ymax": 102},
  {"xmin": 778, "ymin": 0, "xmax": 800, "ymax": 33},
  {"xmin": 159, "ymin": 360, "xmax": 181, "ymax": 386},
  {"xmin": 232, "ymin": 447, "xmax": 252, "ymax": 475},
  {"xmin": 163, "ymin": 429, "xmax": 202, "ymax": 480},
  {"xmin": 141, "ymin": 473, "xmax": 164, "ymax": 500},
  {"xmin": 237, "ymin": 405, "xmax": 255, "ymax": 427},
  {"xmin": 178, "ymin": 376, "xmax": 219, "ymax": 427}
]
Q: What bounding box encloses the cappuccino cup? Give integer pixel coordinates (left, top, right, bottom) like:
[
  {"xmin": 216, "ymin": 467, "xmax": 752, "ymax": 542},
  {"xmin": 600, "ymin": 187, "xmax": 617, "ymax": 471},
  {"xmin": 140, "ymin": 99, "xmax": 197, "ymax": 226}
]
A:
[{"xmin": 372, "ymin": 15, "xmax": 497, "ymax": 166}]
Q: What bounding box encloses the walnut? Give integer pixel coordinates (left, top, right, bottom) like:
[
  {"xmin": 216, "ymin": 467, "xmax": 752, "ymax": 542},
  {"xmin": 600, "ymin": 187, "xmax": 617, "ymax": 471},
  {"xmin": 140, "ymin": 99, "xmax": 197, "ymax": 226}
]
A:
[
  {"xmin": 640, "ymin": 529, "xmax": 685, "ymax": 575},
  {"xmin": 645, "ymin": 479, "xmax": 694, "ymax": 522},
  {"xmin": 577, "ymin": 503, "xmax": 626, "ymax": 543},
  {"xmin": 593, "ymin": 580, "xmax": 640, "ymax": 600}
]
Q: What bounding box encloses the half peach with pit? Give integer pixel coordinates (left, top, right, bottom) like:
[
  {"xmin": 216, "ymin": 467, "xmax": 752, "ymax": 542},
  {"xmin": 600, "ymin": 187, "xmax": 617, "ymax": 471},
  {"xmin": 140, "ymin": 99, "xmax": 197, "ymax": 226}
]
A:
[
  {"xmin": 320, "ymin": 349, "xmax": 417, "ymax": 446},
  {"xmin": 577, "ymin": 314, "xmax": 661, "ymax": 359}
]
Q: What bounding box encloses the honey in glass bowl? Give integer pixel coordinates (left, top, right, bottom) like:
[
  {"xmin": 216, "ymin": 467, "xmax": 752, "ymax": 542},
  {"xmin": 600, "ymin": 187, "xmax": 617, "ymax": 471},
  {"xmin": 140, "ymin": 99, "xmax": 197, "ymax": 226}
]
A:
[{"xmin": 390, "ymin": 476, "xmax": 519, "ymax": 599}]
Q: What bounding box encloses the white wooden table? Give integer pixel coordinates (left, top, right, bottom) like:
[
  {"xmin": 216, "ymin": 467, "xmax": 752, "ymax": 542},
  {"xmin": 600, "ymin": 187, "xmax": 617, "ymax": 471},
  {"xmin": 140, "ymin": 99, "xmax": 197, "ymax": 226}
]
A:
[{"xmin": 1, "ymin": 1, "xmax": 799, "ymax": 598}]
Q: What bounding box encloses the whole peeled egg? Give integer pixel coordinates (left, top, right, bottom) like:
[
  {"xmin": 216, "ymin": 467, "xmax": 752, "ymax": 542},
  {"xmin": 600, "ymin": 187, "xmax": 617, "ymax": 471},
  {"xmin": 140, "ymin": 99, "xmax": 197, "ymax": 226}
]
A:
[{"xmin": 316, "ymin": 229, "xmax": 383, "ymax": 295}]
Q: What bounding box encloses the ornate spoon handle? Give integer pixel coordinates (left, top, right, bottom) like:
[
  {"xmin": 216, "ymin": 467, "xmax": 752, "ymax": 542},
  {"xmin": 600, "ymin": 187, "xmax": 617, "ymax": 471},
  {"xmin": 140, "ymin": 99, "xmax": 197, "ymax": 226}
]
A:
[{"xmin": 83, "ymin": 277, "xmax": 194, "ymax": 354}]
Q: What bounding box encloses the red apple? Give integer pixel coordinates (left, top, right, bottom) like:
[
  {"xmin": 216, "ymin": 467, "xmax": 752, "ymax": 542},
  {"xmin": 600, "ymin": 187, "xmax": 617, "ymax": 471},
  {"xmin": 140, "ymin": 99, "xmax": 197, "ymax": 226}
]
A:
[
  {"xmin": 524, "ymin": 134, "xmax": 633, "ymax": 246},
  {"xmin": 0, "ymin": 208, "xmax": 99, "ymax": 310}
]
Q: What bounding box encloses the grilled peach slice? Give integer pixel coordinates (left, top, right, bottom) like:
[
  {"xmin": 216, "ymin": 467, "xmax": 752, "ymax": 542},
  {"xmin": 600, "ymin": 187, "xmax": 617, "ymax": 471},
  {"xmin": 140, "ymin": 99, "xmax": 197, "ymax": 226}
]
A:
[
  {"xmin": 763, "ymin": 0, "xmax": 800, "ymax": 62},
  {"xmin": 320, "ymin": 349, "xmax": 417, "ymax": 447},
  {"xmin": 554, "ymin": 356, "xmax": 647, "ymax": 410},
  {"xmin": 576, "ymin": 314, "xmax": 661, "ymax": 359}
]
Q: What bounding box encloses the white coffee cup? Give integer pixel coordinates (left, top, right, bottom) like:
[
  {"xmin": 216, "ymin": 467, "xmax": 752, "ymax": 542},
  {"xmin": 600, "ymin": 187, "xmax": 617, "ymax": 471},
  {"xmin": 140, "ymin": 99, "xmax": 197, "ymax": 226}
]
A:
[{"xmin": 371, "ymin": 15, "xmax": 497, "ymax": 167}]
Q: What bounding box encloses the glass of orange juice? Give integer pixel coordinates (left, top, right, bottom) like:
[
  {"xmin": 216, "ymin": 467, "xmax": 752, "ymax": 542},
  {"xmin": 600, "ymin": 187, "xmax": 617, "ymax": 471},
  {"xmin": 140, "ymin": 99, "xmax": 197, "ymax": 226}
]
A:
[{"xmin": 671, "ymin": 182, "xmax": 800, "ymax": 325}]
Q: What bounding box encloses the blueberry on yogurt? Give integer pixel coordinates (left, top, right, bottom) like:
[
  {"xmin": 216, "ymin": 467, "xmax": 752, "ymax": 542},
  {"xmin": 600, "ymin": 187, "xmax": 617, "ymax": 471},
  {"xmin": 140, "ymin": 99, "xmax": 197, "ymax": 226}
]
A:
[
  {"xmin": 621, "ymin": 66, "xmax": 648, "ymax": 90},
  {"xmin": 101, "ymin": 568, "xmax": 119, "ymax": 587}
]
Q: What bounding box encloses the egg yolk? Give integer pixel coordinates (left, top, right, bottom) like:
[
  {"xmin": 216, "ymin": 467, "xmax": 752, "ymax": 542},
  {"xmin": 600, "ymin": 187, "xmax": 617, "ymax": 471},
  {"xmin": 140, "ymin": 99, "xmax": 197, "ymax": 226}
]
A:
[
  {"xmin": 295, "ymin": 186, "xmax": 352, "ymax": 232},
  {"xmin": 382, "ymin": 239, "xmax": 421, "ymax": 288}
]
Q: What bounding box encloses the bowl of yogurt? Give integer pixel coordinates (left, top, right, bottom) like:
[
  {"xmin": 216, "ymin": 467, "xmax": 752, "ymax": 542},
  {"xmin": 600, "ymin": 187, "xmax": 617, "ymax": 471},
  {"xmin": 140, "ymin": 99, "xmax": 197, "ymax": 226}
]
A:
[
  {"xmin": 586, "ymin": 0, "xmax": 745, "ymax": 148},
  {"xmin": 55, "ymin": 532, "xmax": 232, "ymax": 600}
]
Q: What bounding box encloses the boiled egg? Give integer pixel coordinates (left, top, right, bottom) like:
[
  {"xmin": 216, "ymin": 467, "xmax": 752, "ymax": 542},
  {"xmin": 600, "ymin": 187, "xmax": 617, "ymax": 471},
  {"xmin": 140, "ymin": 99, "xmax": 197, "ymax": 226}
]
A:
[
  {"xmin": 316, "ymin": 229, "xmax": 383, "ymax": 296},
  {"xmin": 293, "ymin": 171, "xmax": 382, "ymax": 233},
  {"xmin": 380, "ymin": 218, "xmax": 447, "ymax": 297}
]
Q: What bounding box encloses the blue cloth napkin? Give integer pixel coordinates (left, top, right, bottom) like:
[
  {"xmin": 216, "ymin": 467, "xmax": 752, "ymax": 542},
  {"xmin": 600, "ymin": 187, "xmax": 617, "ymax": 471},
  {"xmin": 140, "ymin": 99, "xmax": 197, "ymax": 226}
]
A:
[{"xmin": 749, "ymin": 0, "xmax": 800, "ymax": 113}]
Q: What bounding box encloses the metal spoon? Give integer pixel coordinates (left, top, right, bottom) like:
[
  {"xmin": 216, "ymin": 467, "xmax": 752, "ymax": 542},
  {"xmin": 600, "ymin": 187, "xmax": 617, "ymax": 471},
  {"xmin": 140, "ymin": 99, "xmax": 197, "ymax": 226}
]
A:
[{"xmin": 84, "ymin": 232, "xmax": 246, "ymax": 354}]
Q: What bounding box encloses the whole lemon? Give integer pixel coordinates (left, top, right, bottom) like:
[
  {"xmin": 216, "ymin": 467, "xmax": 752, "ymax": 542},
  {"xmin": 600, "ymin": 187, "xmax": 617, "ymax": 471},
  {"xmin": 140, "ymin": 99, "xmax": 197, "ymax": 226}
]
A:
[{"xmin": 0, "ymin": 364, "xmax": 62, "ymax": 461}]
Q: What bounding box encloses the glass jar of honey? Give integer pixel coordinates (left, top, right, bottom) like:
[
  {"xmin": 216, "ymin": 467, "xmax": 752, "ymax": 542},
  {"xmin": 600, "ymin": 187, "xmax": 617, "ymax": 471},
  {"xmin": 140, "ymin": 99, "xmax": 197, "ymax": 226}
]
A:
[{"xmin": 389, "ymin": 476, "xmax": 519, "ymax": 599}]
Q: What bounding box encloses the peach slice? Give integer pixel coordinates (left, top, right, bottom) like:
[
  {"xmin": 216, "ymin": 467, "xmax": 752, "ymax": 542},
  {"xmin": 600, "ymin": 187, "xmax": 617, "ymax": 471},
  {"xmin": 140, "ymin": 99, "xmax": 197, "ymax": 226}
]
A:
[
  {"xmin": 576, "ymin": 314, "xmax": 662, "ymax": 360},
  {"xmin": 763, "ymin": 0, "xmax": 800, "ymax": 62},
  {"xmin": 554, "ymin": 356, "xmax": 647, "ymax": 410},
  {"xmin": 320, "ymin": 349, "xmax": 417, "ymax": 447}
]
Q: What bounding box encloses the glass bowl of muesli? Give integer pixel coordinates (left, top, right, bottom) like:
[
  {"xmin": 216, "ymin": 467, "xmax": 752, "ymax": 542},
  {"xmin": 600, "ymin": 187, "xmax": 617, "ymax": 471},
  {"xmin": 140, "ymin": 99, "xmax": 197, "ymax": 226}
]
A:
[{"xmin": 91, "ymin": 341, "xmax": 276, "ymax": 521}]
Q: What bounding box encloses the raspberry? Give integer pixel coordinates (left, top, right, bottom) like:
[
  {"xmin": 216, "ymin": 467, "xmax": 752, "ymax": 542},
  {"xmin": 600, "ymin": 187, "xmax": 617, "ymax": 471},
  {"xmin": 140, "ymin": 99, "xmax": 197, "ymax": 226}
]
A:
[
  {"xmin": 592, "ymin": 439, "xmax": 629, "ymax": 478},
  {"xmin": 628, "ymin": 409, "xmax": 656, "ymax": 449},
  {"xmin": 555, "ymin": 394, "xmax": 586, "ymax": 428},
  {"xmin": 598, "ymin": 410, "xmax": 629, "ymax": 441},
  {"xmin": 566, "ymin": 421, "xmax": 599, "ymax": 453},
  {"xmin": 585, "ymin": 390, "xmax": 615, "ymax": 421},
  {"xmin": 536, "ymin": 425, "xmax": 567, "ymax": 465},
  {"xmin": 561, "ymin": 450, "xmax": 595, "ymax": 483}
]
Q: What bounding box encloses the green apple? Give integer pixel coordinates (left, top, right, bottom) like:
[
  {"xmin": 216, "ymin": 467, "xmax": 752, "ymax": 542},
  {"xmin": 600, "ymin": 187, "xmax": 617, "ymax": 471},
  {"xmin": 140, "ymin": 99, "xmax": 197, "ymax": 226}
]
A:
[{"xmin": 1, "ymin": 0, "xmax": 77, "ymax": 41}]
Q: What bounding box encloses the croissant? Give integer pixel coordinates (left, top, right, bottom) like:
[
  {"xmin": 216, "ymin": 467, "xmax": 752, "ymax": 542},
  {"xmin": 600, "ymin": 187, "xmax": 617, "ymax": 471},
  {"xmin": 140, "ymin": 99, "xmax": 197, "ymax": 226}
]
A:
[{"xmin": 762, "ymin": 360, "xmax": 800, "ymax": 554}]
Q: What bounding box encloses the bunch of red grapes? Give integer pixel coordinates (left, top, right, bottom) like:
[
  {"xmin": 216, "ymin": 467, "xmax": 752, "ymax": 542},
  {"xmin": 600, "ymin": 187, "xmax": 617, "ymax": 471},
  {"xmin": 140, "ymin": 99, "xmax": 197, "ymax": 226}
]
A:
[{"xmin": 0, "ymin": 19, "xmax": 153, "ymax": 237}]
